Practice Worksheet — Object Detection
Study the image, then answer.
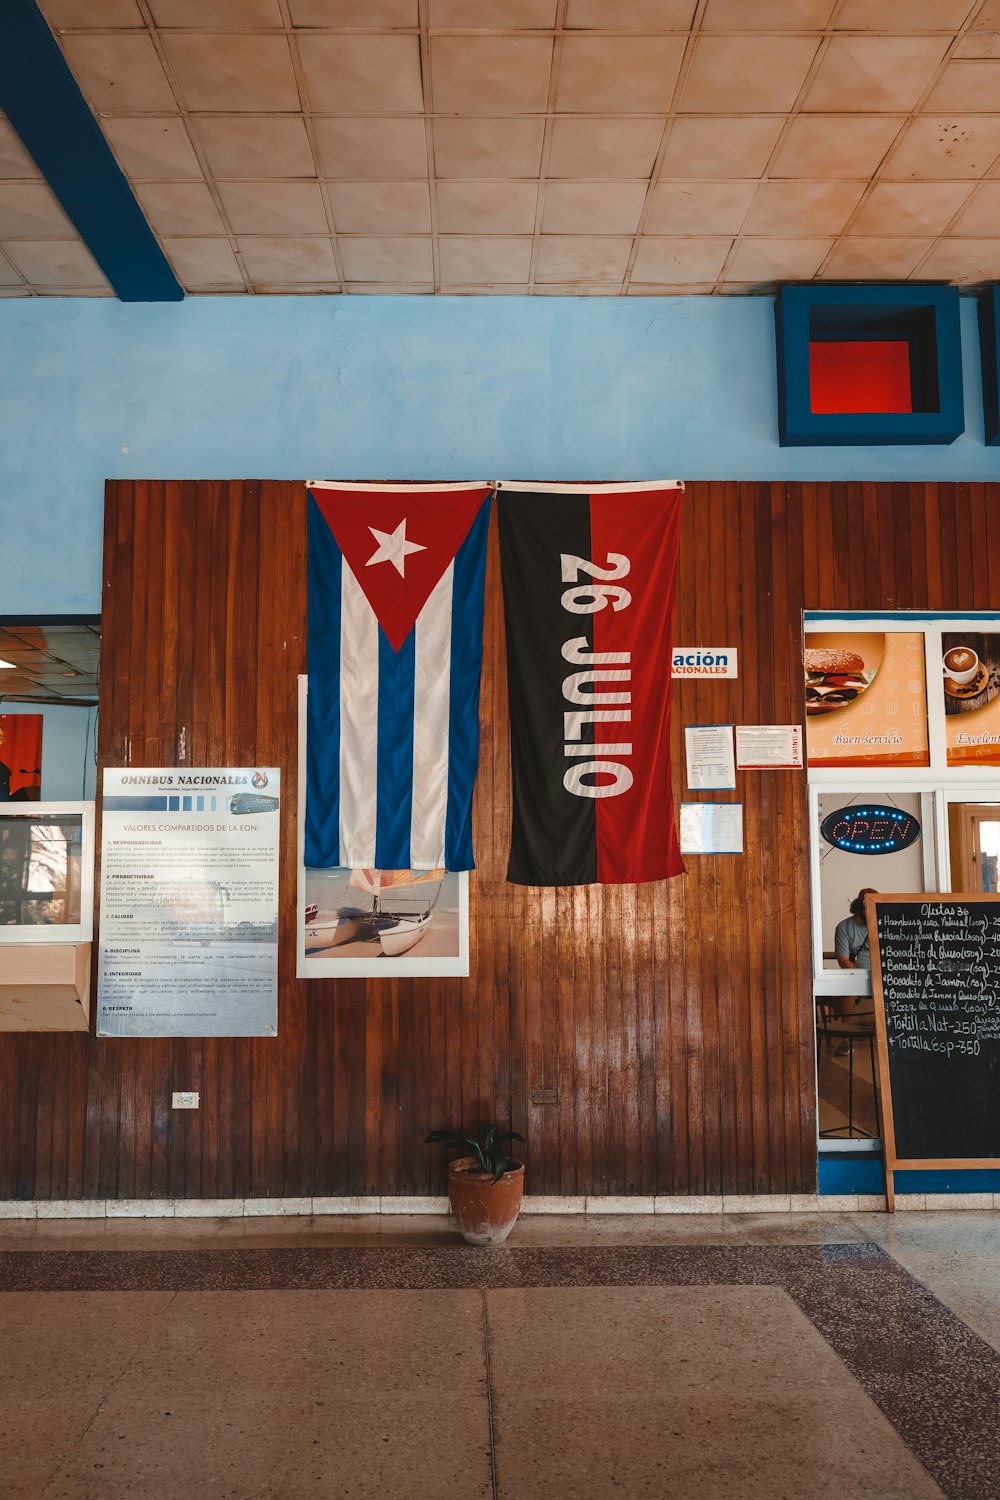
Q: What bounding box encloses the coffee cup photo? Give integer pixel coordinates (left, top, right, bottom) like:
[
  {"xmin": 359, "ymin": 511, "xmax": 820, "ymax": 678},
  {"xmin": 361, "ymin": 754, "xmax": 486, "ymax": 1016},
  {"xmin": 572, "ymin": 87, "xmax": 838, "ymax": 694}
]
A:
[{"xmin": 943, "ymin": 646, "xmax": 980, "ymax": 685}]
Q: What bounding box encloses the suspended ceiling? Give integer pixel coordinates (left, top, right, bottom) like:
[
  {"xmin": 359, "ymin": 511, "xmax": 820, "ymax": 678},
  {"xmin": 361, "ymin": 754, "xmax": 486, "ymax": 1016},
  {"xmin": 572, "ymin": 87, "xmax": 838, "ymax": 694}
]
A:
[
  {"xmin": 2, "ymin": 0, "xmax": 1000, "ymax": 297},
  {"xmin": 0, "ymin": 625, "xmax": 100, "ymax": 705}
]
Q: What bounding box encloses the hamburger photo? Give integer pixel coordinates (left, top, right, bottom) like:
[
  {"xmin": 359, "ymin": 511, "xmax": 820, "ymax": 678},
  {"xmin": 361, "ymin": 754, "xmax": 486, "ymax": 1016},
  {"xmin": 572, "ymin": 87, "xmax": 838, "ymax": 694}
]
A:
[{"xmin": 804, "ymin": 646, "xmax": 869, "ymax": 715}]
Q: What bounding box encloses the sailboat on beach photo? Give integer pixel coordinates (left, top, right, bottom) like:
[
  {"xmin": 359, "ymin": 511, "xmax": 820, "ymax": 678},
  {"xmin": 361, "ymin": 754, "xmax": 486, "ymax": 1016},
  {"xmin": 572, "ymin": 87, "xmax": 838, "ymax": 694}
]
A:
[{"xmin": 304, "ymin": 866, "xmax": 444, "ymax": 957}]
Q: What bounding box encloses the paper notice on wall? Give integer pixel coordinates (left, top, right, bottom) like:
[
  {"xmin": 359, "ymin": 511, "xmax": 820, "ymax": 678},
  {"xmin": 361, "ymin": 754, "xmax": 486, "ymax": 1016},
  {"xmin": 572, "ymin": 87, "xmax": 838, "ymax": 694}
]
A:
[
  {"xmin": 97, "ymin": 767, "xmax": 280, "ymax": 1038},
  {"xmin": 679, "ymin": 803, "xmax": 744, "ymax": 855},
  {"xmin": 685, "ymin": 724, "xmax": 736, "ymax": 790},
  {"xmin": 736, "ymin": 725, "xmax": 803, "ymax": 770}
]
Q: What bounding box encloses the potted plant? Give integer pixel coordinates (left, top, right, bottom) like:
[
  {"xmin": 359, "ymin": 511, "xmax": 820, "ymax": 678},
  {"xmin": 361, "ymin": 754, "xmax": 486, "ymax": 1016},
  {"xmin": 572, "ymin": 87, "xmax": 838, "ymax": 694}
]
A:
[{"xmin": 425, "ymin": 1122, "xmax": 527, "ymax": 1245}]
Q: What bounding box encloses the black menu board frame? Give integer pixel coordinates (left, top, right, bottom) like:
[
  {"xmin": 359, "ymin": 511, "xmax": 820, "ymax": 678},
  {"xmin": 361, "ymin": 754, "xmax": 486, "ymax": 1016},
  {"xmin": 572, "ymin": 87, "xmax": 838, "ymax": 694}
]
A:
[{"xmin": 867, "ymin": 891, "xmax": 1000, "ymax": 1211}]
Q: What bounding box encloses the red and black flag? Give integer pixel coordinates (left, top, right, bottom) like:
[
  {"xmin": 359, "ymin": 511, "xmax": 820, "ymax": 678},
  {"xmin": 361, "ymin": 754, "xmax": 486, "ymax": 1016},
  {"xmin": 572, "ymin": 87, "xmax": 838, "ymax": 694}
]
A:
[{"xmin": 497, "ymin": 482, "xmax": 685, "ymax": 887}]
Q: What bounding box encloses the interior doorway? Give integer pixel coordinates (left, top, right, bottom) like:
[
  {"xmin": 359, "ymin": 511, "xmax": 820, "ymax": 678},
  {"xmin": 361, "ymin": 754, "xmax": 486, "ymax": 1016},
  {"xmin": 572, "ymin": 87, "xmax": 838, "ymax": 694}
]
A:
[{"xmin": 948, "ymin": 803, "xmax": 1000, "ymax": 894}]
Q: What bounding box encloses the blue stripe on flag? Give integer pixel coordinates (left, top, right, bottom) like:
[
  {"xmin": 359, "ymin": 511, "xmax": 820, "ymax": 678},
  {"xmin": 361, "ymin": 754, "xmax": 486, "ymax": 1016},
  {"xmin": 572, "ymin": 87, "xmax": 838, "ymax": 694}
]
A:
[
  {"xmin": 305, "ymin": 494, "xmax": 342, "ymax": 868},
  {"xmin": 445, "ymin": 495, "xmax": 491, "ymax": 869},
  {"xmin": 375, "ymin": 624, "xmax": 416, "ymax": 869}
]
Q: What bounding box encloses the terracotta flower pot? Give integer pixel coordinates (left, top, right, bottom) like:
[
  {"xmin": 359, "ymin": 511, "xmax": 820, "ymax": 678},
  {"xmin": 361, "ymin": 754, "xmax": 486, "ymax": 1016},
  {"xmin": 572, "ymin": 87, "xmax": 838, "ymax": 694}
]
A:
[{"xmin": 447, "ymin": 1156, "xmax": 524, "ymax": 1246}]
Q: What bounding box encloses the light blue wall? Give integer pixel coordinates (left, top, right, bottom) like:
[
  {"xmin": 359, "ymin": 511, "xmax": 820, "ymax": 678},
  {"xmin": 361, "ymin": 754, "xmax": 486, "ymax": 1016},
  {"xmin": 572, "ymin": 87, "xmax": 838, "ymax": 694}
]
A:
[
  {"xmin": 2, "ymin": 293, "xmax": 998, "ymax": 616},
  {"xmin": 1, "ymin": 701, "xmax": 96, "ymax": 799}
]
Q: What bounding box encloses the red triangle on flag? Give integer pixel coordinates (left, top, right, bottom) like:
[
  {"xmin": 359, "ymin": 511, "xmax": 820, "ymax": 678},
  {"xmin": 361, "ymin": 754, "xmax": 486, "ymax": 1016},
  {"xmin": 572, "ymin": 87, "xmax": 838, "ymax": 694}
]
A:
[{"xmin": 309, "ymin": 485, "xmax": 490, "ymax": 652}]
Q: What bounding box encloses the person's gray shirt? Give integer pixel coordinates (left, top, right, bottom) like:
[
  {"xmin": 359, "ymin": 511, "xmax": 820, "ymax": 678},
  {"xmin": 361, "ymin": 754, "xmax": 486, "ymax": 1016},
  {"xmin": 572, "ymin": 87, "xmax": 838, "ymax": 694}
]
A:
[{"xmin": 834, "ymin": 915, "xmax": 870, "ymax": 969}]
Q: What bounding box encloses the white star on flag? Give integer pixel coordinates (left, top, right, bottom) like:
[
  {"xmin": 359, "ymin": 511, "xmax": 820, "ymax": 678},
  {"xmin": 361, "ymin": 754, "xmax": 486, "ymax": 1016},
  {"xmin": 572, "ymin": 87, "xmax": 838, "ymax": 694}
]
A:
[{"xmin": 365, "ymin": 518, "xmax": 427, "ymax": 577}]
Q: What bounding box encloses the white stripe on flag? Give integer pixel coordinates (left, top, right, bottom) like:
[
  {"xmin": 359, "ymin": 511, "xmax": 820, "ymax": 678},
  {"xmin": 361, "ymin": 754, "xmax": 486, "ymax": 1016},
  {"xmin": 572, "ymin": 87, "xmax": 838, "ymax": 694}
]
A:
[
  {"xmin": 339, "ymin": 561, "xmax": 379, "ymax": 865},
  {"xmin": 410, "ymin": 561, "xmax": 453, "ymax": 868}
]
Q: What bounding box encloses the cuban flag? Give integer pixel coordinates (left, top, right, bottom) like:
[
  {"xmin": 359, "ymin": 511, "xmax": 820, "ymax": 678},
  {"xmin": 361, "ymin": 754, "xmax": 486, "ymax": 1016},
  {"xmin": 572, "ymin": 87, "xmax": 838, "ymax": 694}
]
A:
[{"xmin": 306, "ymin": 482, "xmax": 493, "ymax": 872}]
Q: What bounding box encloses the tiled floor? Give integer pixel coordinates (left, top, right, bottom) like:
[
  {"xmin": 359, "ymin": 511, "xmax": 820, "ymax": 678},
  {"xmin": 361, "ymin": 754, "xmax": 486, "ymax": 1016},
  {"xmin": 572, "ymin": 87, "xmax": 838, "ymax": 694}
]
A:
[{"xmin": 3, "ymin": 1211, "xmax": 1000, "ymax": 1499}]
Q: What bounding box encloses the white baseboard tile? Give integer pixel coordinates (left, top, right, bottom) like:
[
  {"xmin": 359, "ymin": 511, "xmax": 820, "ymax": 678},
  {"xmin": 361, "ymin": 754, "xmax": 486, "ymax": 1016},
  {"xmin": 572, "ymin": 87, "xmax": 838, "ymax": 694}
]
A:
[
  {"xmin": 173, "ymin": 1198, "xmax": 244, "ymax": 1218},
  {"xmin": 923, "ymin": 1192, "xmax": 994, "ymax": 1211},
  {"xmin": 791, "ymin": 1194, "xmax": 859, "ymax": 1212},
  {"xmin": 312, "ymin": 1196, "xmax": 381, "ymax": 1216},
  {"xmin": 520, "ymin": 1196, "xmax": 588, "ymax": 1214},
  {"xmin": 0, "ymin": 1200, "xmax": 38, "ymax": 1219},
  {"xmin": 243, "ymin": 1197, "xmax": 313, "ymax": 1218},
  {"xmin": 36, "ymin": 1200, "xmax": 102, "ymax": 1219},
  {"xmin": 893, "ymin": 1194, "xmax": 927, "ymax": 1211},
  {"xmin": 654, "ymin": 1196, "xmax": 724, "ymax": 1214},
  {"xmin": 722, "ymin": 1194, "xmax": 793, "ymax": 1214},
  {"xmin": 106, "ymin": 1200, "xmax": 176, "ymax": 1218},
  {"xmin": 585, "ymin": 1195, "xmax": 655, "ymax": 1215},
  {"xmin": 379, "ymin": 1196, "xmax": 449, "ymax": 1215},
  {"xmin": 856, "ymin": 1195, "xmax": 888, "ymax": 1212}
]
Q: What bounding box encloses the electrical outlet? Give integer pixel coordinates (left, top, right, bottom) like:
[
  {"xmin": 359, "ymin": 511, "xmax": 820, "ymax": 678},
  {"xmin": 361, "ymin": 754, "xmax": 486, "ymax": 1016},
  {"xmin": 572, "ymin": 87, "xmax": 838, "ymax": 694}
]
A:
[{"xmin": 172, "ymin": 1091, "xmax": 199, "ymax": 1109}]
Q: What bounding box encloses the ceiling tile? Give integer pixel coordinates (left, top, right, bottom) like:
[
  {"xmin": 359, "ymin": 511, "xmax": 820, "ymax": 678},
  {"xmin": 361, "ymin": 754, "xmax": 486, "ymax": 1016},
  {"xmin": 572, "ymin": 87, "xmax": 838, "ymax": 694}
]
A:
[
  {"xmin": 925, "ymin": 61, "xmax": 1000, "ymax": 111},
  {"xmin": 823, "ymin": 236, "xmax": 934, "ymax": 278},
  {"xmin": 659, "ymin": 116, "xmax": 784, "ymax": 178},
  {"xmin": 835, "ymin": 0, "xmax": 973, "ymax": 27},
  {"xmin": 973, "ymin": 0, "xmax": 1000, "ymax": 23},
  {"xmin": 0, "ymin": 183, "xmax": 73, "ymax": 237},
  {"xmin": 431, "ymin": 0, "xmax": 557, "ymax": 22},
  {"xmin": 954, "ymin": 33, "xmax": 1000, "ymax": 59},
  {"xmin": 565, "ymin": 0, "xmax": 697, "ymax": 27},
  {"xmin": 39, "ymin": 0, "xmax": 143, "ymax": 27},
  {"xmin": 747, "ymin": 180, "xmax": 865, "ymax": 235},
  {"xmin": 337, "ymin": 236, "xmax": 433, "ymax": 281},
  {"xmin": 851, "ymin": 180, "xmax": 972, "ymax": 235},
  {"xmin": 60, "ymin": 34, "xmax": 175, "ymax": 112},
  {"xmin": 680, "ymin": 36, "xmax": 818, "ymax": 113},
  {"xmin": 437, "ymin": 236, "xmax": 533, "ymax": 284},
  {"xmin": 950, "ymin": 183, "xmax": 1000, "ymax": 234},
  {"xmin": 194, "ymin": 117, "xmax": 316, "ymax": 179},
  {"xmin": 0, "ymin": 249, "xmax": 24, "ymax": 286},
  {"xmin": 289, "ymin": 0, "xmax": 418, "ymax": 22},
  {"xmin": 724, "ymin": 237, "xmax": 832, "ymax": 281},
  {"xmin": 770, "ymin": 115, "xmax": 903, "ymax": 180},
  {"xmin": 149, "ymin": 0, "xmax": 282, "ymax": 23},
  {"xmin": 556, "ymin": 37, "xmax": 685, "ymax": 113},
  {"xmin": 0, "ymin": 121, "xmax": 42, "ymax": 180},
  {"xmin": 2, "ymin": 239, "xmax": 108, "ymax": 288},
  {"xmin": 133, "ymin": 181, "xmax": 226, "ymax": 235},
  {"xmin": 917, "ymin": 238, "xmax": 1000, "ymax": 281},
  {"xmin": 884, "ymin": 117, "xmax": 1000, "ymax": 180},
  {"xmin": 433, "ymin": 118, "xmax": 544, "ymax": 178},
  {"xmin": 328, "ymin": 181, "xmax": 431, "ymax": 232},
  {"xmin": 702, "ymin": 0, "xmax": 835, "ymax": 28},
  {"xmin": 804, "ymin": 36, "xmax": 950, "ymax": 112},
  {"xmin": 102, "ymin": 118, "xmax": 203, "ymax": 181},
  {"xmin": 300, "ymin": 34, "xmax": 424, "ymax": 113},
  {"xmin": 436, "ymin": 181, "xmax": 538, "ymax": 232},
  {"xmin": 630, "ymin": 237, "xmax": 731, "ymax": 282},
  {"xmin": 431, "ymin": 37, "xmax": 553, "ymax": 114},
  {"xmin": 315, "ymin": 118, "xmax": 427, "ymax": 180},
  {"xmin": 161, "ymin": 236, "xmax": 245, "ymax": 289},
  {"xmin": 645, "ymin": 180, "xmax": 756, "ymax": 234},
  {"xmin": 628, "ymin": 281, "xmax": 716, "ymax": 293},
  {"xmin": 237, "ymin": 235, "xmax": 339, "ymax": 284},
  {"xmin": 547, "ymin": 118, "xmax": 664, "ymax": 179},
  {"xmin": 533, "ymin": 236, "xmax": 633, "ymax": 282},
  {"xmin": 541, "ymin": 181, "xmax": 647, "ymax": 234},
  {"xmin": 216, "ymin": 181, "xmax": 329, "ymax": 234},
  {"xmin": 162, "ymin": 34, "xmax": 299, "ymax": 113}
]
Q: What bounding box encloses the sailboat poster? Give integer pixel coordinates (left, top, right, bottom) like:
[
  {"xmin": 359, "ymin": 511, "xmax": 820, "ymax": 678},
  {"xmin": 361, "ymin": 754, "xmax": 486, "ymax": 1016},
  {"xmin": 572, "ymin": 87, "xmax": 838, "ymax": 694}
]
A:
[{"xmin": 296, "ymin": 678, "xmax": 469, "ymax": 978}]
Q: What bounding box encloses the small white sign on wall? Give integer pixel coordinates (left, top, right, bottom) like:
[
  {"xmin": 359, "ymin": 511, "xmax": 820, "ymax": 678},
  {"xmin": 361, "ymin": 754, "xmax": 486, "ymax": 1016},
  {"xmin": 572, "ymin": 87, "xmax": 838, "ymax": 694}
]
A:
[
  {"xmin": 672, "ymin": 647, "xmax": 738, "ymax": 679},
  {"xmin": 680, "ymin": 803, "xmax": 744, "ymax": 855},
  {"xmin": 685, "ymin": 724, "xmax": 736, "ymax": 790}
]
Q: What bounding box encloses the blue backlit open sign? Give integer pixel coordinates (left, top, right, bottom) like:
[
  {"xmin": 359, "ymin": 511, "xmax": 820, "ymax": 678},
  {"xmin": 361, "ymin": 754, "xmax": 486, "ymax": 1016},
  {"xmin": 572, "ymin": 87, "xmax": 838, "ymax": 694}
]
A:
[{"xmin": 820, "ymin": 805, "xmax": 920, "ymax": 855}]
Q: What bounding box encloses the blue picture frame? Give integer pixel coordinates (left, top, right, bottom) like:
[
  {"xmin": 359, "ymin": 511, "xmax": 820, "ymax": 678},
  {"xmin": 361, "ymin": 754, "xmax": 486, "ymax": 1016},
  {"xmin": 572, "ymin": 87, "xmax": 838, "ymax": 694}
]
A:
[{"xmin": 775, "ymin": 284, "xmax": 964, "ymax": 447}]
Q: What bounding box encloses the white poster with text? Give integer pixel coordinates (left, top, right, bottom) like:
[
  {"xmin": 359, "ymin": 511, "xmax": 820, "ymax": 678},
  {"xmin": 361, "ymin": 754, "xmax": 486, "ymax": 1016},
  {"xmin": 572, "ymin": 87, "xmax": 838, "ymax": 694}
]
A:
[{"xmin": 97, "ymin": 767, "xmax": 280, "ymax": 1038}]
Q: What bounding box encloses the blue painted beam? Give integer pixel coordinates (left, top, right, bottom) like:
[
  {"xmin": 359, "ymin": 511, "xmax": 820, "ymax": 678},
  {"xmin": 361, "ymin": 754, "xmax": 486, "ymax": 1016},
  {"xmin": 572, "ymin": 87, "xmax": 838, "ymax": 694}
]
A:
[{"xmin": 0, "ymin": 0, "xmax": 183, "ymax": 302}]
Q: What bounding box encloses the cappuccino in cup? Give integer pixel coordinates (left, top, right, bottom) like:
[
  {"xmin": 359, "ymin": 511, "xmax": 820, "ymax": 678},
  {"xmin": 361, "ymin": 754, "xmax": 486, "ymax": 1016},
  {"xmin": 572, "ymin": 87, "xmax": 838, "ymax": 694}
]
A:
[{"xmin": 943, "ymin": 646, "xmax": 980, "ymax": 685}]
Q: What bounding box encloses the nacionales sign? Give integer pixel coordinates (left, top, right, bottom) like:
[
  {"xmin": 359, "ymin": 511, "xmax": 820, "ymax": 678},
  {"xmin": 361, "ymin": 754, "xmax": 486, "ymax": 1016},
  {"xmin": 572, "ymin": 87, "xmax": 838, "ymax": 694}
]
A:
[
  {"xmin": 671, "ymin": 647, "xmax": 738, "ymax": 679},
  {"xmin": 821, "ymin": 805, "xmax": 921, "ymax": 855}
]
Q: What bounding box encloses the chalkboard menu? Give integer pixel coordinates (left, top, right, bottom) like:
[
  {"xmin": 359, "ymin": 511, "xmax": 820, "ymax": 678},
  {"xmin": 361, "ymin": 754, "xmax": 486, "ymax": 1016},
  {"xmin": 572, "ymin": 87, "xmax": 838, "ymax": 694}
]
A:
[{"xmin": 868, "ymin": 893, "xmax": 1000, "ymax": 1202}]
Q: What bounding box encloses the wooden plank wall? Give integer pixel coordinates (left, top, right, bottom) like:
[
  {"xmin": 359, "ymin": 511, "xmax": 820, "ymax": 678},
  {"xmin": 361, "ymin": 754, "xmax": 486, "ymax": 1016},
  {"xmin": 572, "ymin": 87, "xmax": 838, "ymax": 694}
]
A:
[{"xmin": 2, "ymin": 480, "xmax": 991, "ymax": 1202}]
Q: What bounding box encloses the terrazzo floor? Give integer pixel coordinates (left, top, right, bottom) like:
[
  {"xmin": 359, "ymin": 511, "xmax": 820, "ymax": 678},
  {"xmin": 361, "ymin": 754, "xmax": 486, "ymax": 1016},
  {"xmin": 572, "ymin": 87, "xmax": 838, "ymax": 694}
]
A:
[{"xmin": 2, "ymin": 1211, "xmax": 999, "ymax": 1499}]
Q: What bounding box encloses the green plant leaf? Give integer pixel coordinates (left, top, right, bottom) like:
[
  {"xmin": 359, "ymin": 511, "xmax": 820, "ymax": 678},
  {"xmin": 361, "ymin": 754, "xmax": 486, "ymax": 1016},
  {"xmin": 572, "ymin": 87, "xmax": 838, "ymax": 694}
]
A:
[
  {"xmin": 424, "ymin": 1129, "xmax": 460, "ymax": 1145},
  {"xmin": 496, "ymin": 1131, "xmax": 528, "ymax": 1150}
]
